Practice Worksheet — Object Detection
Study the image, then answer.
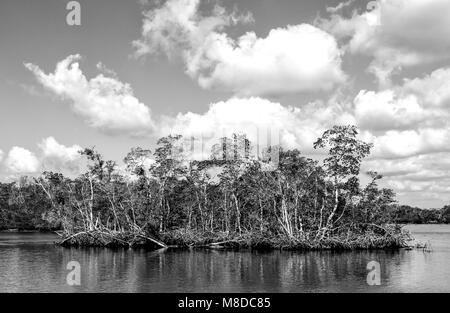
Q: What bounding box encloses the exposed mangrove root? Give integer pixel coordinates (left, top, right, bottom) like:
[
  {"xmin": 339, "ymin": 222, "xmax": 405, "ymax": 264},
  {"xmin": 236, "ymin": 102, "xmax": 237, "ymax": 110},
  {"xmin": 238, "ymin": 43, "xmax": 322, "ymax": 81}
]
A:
[
  {"xmin": 57, "ymin": 229, "xmax": 167, "ymax": 249},
  {"xmin": 56, "ymin": 222, "xmax": 411, "ymax": 251},
  {"xmin": 156, "ymin": 225, "xmax": 411, "ymax": 251}
]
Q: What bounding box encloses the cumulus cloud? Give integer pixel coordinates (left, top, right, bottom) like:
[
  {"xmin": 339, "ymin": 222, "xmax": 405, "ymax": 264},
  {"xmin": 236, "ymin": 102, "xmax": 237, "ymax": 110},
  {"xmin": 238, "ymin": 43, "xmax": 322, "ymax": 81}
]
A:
[
  {"xmin": 158, "ymin": 97, "xmax": 354, "ymax": 158},
  {"xmin": 362, "ymin": 152, "xmax": 450, "ymax": 206},
  {"xmin": 134, "ymin": 0, "xmax": 346, "ymax": 96},
  {"xmin": 38, "ymin": 137, "xmax": 83, "ymax": 175},
  {"xmin": 353, "ymin": 67, "xmax": 450, "ymax": 159},
  {"xmin": 191, "ymin": 25, "xmax": 347, "ymax": 96},
  {"xmin": 318, "ymin": 0, "xmax": 450, "ymax": 86},
  {"xmin": 364, "ymin": 128, "xmax": 450, "ymax": 159},
  {"xmin": 133, "ymin": 0, "xmax": 252, "ymax": 58},
  {"xmin": 402, "ymin": 67, "xmax": 450, "ymax": 107},
  {"xmin": 5, "ymin": 147, "xmax": 40, "ymax": 174},
  {"xmin": 348, "ymin": 65, "xmax": 450, "ymax": 206},
  {"xmin": 25, "ymin": 55, "xmax": 154, "ymax": 136},
  {"xmin": 2, "ymin": 138, "xmax": 85, "ymax": 177},
  {"xmin": 355, "ymin": 90, "xmax": 428, "ymax": 131}
]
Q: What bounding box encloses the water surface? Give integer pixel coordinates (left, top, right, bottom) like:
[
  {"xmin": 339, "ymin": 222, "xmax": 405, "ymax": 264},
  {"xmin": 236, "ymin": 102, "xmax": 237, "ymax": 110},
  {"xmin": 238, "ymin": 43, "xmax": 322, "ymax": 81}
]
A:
[{"xmin": 0, "ymin": 224, "xmax": 449, "ymax": 292}]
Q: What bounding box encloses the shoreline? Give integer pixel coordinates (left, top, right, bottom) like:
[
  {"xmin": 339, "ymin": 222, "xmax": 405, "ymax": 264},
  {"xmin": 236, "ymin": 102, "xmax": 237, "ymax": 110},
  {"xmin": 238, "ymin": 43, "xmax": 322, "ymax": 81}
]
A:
[
  {"xmin": 0, "ymin": 229, "xmax": 58, "ymax": 233},
  {"xmin": 1, "ymin": 225, "xmax": 416, "ymax": 252},
  {"xmin": 54, "ymin": 227, "xmax": 412, "ymax": 251}
]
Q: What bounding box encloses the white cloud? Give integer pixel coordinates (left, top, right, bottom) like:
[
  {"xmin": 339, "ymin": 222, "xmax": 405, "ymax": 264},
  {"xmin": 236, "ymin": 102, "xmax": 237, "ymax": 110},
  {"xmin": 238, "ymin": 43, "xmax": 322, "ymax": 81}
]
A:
[
  {"xmin": 134, "ymin": 0, "xmax": 346, "ymax": 96},
  {"xmin": 0, "ymin": 150, "xmax": 4, "ymax": 163},
  {"xmin": 347, "ymin": 65, "xmax": 450, "ymax": 206},
  {"xmin": 38, "ymin": 137, "xmax": 83, "ymax": 174},
  {"xmin": 364, "ymin": 153, "xmax": 450, "ymax": 180},
  {"xmin": 402, "ymin": 67, "xmax": 450, "ymax": 107},
  {"xmin": 319, "ymin": 0, "xmax": 450, "ymax": 86},
  {"xmin": 354, "ymin": 67, "xmax": 450, "ymax": 159},
  {"xmin": 355, "ymin": 90, "xmax": 427, "ymax": 131},
  {"xmin": 362, "ymin": 152, "xmax": 450, "ymax": 206},
  {"xmin": 5, "ymin": 147, "xmax": 40, "ymax": 174},
  {"xmin": 2, "ymin": 138, "xmax": 85, "ymax": 178},
  {"xmin": 190, "ymin": 25, "xmax": 347, "ymax": 96},
  {"xmin": 133, "ymin": 0, "xmax": 250, "ymax": 58},
  {"xmin": 25, "ymin": 55, "xmax": 154, "ymax": 136},
  {"xmin": 159, "ymin": 97, "xmax": 354, "ymax": 157},
  {"xmin": 364, "ymin": 128, "xmax": 450, "ymax": 159}
]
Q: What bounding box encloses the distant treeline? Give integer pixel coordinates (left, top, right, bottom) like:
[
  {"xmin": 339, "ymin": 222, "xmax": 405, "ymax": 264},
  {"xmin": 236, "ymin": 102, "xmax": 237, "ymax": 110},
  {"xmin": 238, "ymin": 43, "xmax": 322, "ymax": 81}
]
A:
[
  {"xmin": 0, "ymin": 126, "xmax": 410, "ymax": 250},
  {"xmin": 389, "ymin": 205, "xmax": 450, "ymax": 224}
]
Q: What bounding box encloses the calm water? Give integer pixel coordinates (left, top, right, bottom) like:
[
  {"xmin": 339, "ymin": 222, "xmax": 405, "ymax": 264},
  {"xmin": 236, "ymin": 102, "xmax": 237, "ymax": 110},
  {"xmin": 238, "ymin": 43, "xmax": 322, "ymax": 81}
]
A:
[{"xmin": 0, "ymin": 225, "xmax": 449, "ymax": 292}]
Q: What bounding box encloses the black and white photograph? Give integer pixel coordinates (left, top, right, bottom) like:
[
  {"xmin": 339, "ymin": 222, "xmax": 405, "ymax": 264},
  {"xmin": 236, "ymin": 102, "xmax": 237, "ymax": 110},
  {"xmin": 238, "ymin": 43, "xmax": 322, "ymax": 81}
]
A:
[{"xmin": 0, "ymin": 0, "xmax": 449, "ymax": 300}]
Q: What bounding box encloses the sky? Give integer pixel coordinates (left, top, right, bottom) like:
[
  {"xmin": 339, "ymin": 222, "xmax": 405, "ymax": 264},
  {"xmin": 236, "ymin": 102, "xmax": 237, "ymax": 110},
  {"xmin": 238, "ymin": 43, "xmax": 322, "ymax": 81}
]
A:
[{"xmin": 1, "ymin": 0, "xmax": 450, "ymax": 208}]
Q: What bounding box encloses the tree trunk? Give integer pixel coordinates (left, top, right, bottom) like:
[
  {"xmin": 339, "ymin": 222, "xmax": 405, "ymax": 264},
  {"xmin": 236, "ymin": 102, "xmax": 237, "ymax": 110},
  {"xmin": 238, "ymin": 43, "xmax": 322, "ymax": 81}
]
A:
[{"xmin": 232, "ymin": 193, "xmax": 241, "ymax": 234}]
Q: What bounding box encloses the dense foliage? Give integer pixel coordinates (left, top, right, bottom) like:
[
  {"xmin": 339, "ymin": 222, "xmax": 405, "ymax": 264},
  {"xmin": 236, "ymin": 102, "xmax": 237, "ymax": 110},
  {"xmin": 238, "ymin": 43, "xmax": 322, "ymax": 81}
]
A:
[{"xmin": 0, "ymin": 126, "xmax": 415, "ymax": 249}]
